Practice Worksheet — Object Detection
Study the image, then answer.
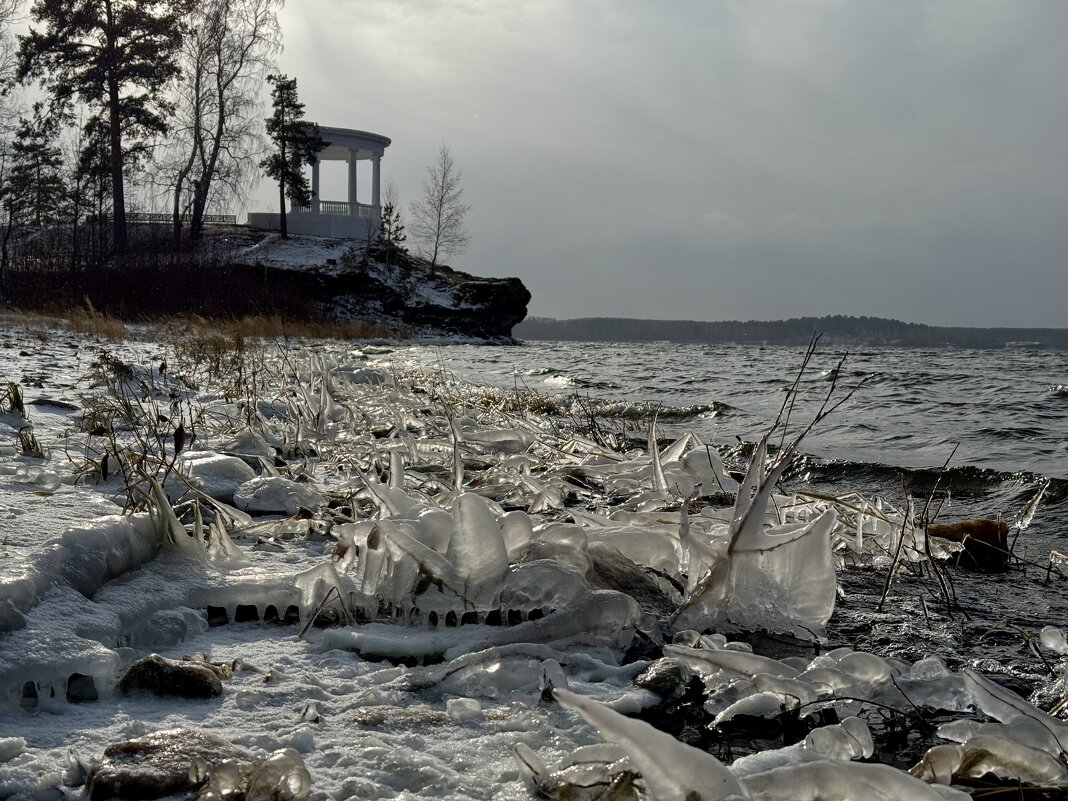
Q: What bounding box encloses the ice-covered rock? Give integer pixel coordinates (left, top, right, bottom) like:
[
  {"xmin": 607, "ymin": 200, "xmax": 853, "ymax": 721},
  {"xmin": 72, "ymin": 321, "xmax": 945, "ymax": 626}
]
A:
[
  {"xmin": 446, "ymin": 493, "xmax": 509, "ymax": 606},
  {"xmin": 218, "ymin": 428, "xmax": 275, "ymax": 460},
  {"xmin": 178, "ymin": 451, "xmax": 256, "ymax": 503},
  {"xmin": 915, "ymin": 732, "xmax": 1068, "ymax": 786},
  {"xmin": 233, "ymin": 476, "xmax": 326, "ymax": 515},
  {"xmin": 86, "ymin": 729, "xmax": 250, "ymax": 801},
  {"xmin": 118, "ymin": 654, "xmax": 223, "ymax": 698},
  {"xmin": 963, "ymin": 668, "xmax": 1068, "ymax": 754}
]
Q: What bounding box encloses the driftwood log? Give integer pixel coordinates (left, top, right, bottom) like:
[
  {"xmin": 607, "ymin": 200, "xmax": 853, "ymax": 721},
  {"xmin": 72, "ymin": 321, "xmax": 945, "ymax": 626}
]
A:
[{"xmin": 928, "ymin": 519, "xmax": 1009, "ymax": 570}]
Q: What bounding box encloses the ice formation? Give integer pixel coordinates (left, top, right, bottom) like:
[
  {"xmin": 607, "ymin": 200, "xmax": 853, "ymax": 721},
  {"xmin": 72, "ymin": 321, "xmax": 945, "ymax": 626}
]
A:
[{"xmin": 1, "ymin": 328, "xmax": 1065, "ymax": 800}]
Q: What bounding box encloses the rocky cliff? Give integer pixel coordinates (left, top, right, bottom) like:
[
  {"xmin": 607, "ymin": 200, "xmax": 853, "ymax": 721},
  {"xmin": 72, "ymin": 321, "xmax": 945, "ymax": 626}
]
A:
[{"xmin": 234, "ymin": 233, "xmax": 531, "ymax": 339}]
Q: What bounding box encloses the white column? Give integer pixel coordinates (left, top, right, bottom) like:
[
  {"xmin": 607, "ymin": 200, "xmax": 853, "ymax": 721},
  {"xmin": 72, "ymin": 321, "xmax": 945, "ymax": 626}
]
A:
[
  {"xmin": 347, "ymin": 149, "xmax": 359, "ymax": 215},
  {"xmin": 311, "ymin": 159, "xmax": 321, "ymax": 214},
  {"xmin": 371, "ymin": 154, "xmax": 382, "ymax": 211}
]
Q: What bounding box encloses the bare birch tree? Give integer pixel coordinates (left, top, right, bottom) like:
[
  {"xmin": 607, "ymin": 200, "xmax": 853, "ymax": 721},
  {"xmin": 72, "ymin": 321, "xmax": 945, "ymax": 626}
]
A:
[
  {"xmin": 0, "ymin": 0, "xmax": 23, "ymax": 132},
  {"xmin": 164, "ymin": 0, "xmax": 281, "ymax": 241},
  {"xmin": 409, "ymin": 143, "xmax": 470, "ymax": 271},
  {"xmin": 0, "ymin": 0, "xmax": 18, "ymax": 77}
]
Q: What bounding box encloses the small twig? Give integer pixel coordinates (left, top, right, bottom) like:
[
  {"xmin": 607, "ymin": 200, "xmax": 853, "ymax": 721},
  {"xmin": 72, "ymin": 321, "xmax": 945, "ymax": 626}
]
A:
[{"xmin": 297, "ymin": 585, "xmax": 350, "ymax": 639}]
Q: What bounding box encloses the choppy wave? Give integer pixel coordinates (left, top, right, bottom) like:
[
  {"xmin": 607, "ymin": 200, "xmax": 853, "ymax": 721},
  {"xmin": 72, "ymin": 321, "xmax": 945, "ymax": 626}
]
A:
[
  {"xmin": 390, "ymin": 340, "xmax": 1068, "ymax": 542},
  {"xmin": 536, "ymin": 371, "xmax": 623, "ymax": 391},
  {"xmin": 575, "ymin": 398, "xmax": 730, "ymax": 422},
  {"xmin": 783, "ymin": 452, "xmax": 1065, "ymax": 510}
]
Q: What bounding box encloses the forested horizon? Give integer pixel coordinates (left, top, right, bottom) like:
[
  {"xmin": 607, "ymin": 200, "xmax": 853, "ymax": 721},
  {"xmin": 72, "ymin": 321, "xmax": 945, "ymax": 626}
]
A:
[{"xmin": 514, "ymin": 314, "xmax": 1068, "ymax": 348}]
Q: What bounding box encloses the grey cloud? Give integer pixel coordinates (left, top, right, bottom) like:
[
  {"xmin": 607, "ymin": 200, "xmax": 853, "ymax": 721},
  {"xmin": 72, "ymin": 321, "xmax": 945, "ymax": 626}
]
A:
[{"xmin": 263, "ymin": 0, "xmax": 1068, "ymax": 326}]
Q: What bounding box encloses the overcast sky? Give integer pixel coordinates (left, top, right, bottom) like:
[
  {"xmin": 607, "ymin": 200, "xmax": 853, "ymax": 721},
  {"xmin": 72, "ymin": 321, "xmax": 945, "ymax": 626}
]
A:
[{"xmin": 261, "ymin": 1, "xmax": 1068, "ymax": 327}]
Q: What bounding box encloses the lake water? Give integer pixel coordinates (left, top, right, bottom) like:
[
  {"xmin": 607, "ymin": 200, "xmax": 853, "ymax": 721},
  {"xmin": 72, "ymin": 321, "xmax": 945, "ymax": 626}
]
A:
[
  {"xmin": 389, "ymin": 340, "xmax": 1067, "ymax": 482},
  {"xmin": 387, "ymin": 339, "xmax": 1068, "ymax": 667}
]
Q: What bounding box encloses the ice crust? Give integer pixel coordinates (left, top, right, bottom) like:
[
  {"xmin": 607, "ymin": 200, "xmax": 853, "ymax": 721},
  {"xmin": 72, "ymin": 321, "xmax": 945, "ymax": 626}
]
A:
[{"xmin": 2, "ymin": 328, "xmax": 1066, "ymax": 800}]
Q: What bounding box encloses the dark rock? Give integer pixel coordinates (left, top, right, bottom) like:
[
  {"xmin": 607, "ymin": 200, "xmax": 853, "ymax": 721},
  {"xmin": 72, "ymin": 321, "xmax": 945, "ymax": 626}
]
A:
[
  {"xmin": 636, "ymin": 657, "xmax": 694, "ymax": 701},
  {"xmin": 118, "ymin": 654, "xmax": 223, "ymax": 698},
  {"xmin": 0, "ymin": 599, "xmax": 26, "ymax": 634},
  {"xmin": 632, "ymin": 674, "xmax": 720, "ymax": 751},
  {"xmin": 585, "ymin": 543, "xmax": 680, "ymax": 619},
  {"xmin": 86, "ymin": 728, "xmax": 249, "ymax": 801},
  {"xmin": 323, "ymin": 265, "xmax": 530, "ymax": 339}
]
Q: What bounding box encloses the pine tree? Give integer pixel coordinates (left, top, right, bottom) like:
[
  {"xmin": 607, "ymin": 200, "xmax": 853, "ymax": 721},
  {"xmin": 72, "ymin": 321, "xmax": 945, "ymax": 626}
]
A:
[
  {"xmin": 260, "ymin": 74, "xmax": 326, "ymax": 239},
  {"xmin": 8, "ymin": 104, "xmax": 66, "ymax": 227},
  {"xmin": 378, "ymin": 200, "xmax": 407, "ymax": 273},
  {"xmin": 17, "ymin": 0, "xmax": 191, "ymax": 252}
]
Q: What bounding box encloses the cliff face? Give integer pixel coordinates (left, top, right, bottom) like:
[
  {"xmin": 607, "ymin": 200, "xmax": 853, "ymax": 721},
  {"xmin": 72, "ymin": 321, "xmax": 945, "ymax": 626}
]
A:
[
  {"xmin": 234, "ymin": 233, "xmax": 531, "ymax": 339},
  {"xmin": 323, "ymin": 265, "xmax": 531, "ymax": 340}
]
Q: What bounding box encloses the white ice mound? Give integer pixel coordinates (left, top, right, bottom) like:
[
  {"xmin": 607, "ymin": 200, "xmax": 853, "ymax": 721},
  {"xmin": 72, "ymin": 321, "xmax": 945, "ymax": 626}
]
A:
[
  {"xmin": 2, "ymin": 464, "xmax": 62, "ymax": 494},
  {"xmin": 178, "ymin": 451, "xmax": 256, "ymax": 503},
  {"xmin": 446, "ymin": 493, "xmax": 509, "ymax": 604},
  {"xmin": 741, "ymin": 760, "xmax": 971, "ymax": 800},
  {"xmin": 729, "ymin": 717, "xmax": 873, "ymax": 778},
  {"xmin": 914, "ymin": 735, "xmax": 1068, "ymax": 785},
  {"xmin": 673, "ymin": 436, "xmax": 838, "ymax": 640},
  {"xmin": 553, "ymin": 687, "xmax": 748, "ymax": 801},
  {"xmin": 1, "ymin": 513, "xmax": 163, "ymax": 619},
  {"xmin": 963, "ymin": 668, "xmax": 1068, "ymax": 755},
  {"xmin": 218, "ymin": 429, "xmax": 275, "ymax": 460},
  {"xmin": 233, "ymin": 477, "xmax": 326, "ymax": 515}
]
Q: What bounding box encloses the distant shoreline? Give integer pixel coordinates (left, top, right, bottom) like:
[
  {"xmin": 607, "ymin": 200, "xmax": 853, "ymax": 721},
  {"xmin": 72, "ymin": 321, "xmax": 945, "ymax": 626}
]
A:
[{"xmin": 514, "ymin": 314, "xmax": 1068, "ymax": 349}]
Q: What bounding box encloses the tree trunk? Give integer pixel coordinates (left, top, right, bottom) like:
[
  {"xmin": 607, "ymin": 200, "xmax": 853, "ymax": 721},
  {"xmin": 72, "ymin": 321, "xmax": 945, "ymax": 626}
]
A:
[
  {"xmin": 278, "ymin": 128, "xmax": 287, "ymax": 238},
  {"xmin": 188, "ymin": 43, "xmax": 211, "ymax": 241},
  {"xmin": 0, "ymin": 213, "xmax": 12, "ymax": 300},
  {"xmin": 70, "ymin": 179, "xmax": 81, "ymax": 278},
  {"xmin": 104, "ymin": 0, "xmax": 127, "ymax": 253},
  {"xmin": 279, "ymin": 177, "xmax": 287, "ymax": 238},
  {"xmin": 172, "ymin": 182, "xmax": 184, "ymax": 244}
]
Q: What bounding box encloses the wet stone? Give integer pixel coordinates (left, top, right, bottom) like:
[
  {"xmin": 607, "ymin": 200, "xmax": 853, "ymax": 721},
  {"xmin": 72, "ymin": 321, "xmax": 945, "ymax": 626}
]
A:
[
  {"xmin": 585, "ymin": 543, "xmax": 680, "ymax": 618},
  {"xmin": 118, "ymin": 654, "xmax": 223, "ymax": 699},
  {"xmin": 635, "ymin": 657, "xmax": 694, "ymax": 701},
  {"xmin": 86, "ymin": 728, "xmax": 249, "ymax": 801}
]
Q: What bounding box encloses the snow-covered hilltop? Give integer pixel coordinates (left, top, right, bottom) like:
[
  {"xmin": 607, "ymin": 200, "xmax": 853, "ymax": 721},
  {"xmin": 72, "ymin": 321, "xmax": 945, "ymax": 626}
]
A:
[
  {"xmin": 2, "ymin": 226, "xmax": 531, "ymax": 341},
  {"xmin": 231, "ymin": 232, "xmax": 531, "ymax": 340}
]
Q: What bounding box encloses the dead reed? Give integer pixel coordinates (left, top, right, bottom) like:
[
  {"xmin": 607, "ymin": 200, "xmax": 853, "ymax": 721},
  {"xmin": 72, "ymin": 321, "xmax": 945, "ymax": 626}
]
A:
[{"xmin": 66, "ymin": 299, "xmax": 126, "ymax": 341}]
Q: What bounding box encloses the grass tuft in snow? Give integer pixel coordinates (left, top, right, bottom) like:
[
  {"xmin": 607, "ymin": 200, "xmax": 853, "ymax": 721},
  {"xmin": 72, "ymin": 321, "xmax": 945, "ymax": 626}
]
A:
[{"xmin": 67, "ymin": 298, "xmax": 126, "ymax": 341}]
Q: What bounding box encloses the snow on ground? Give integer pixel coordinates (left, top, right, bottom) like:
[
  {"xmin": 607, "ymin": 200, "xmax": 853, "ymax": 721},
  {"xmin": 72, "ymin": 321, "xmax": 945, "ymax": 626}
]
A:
[
  {"xmin": 0, "ymin": 326, "xmax": 617, "ymax": 800},
  {"xmin": 233, "ymin": 234, "xmax": 359, "ymax": 277},
  {"xmin": 0, "ymin": 322, "xmax": 1065, "ymax": 801}
]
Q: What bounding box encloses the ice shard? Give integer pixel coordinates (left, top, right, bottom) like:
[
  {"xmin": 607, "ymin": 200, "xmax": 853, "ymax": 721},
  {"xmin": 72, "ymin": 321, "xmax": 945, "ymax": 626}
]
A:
[{"xmin": 554, "ymin": 688, "xmax": 748, "ymax": 801}]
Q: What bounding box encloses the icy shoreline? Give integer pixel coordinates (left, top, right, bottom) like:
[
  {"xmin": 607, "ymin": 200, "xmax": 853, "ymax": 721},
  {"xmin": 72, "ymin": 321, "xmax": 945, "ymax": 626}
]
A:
[{"xmin": 0, "ymin": 325, "xmax": 1065, "ymax": 800}]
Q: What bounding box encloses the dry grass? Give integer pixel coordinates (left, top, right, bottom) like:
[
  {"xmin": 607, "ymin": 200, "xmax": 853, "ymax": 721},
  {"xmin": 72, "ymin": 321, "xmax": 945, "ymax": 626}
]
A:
[
  {"xmin": 220, "ymin": 314, "xmax": 405, "ymax": 341},
  {"xmin": 2, "ymin": 304, "xmax": 404, "ymax": 344},
  {"xmin": 158, "ymin": 313, "xmax": 405, "ymax": 343},
  {"xmin": 0, "ymin": 309, "xmax": 61, "ymax": 341},
  {"xmin": 66, "ymin": 299, "xmax": 126, "ymax": 341}
]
